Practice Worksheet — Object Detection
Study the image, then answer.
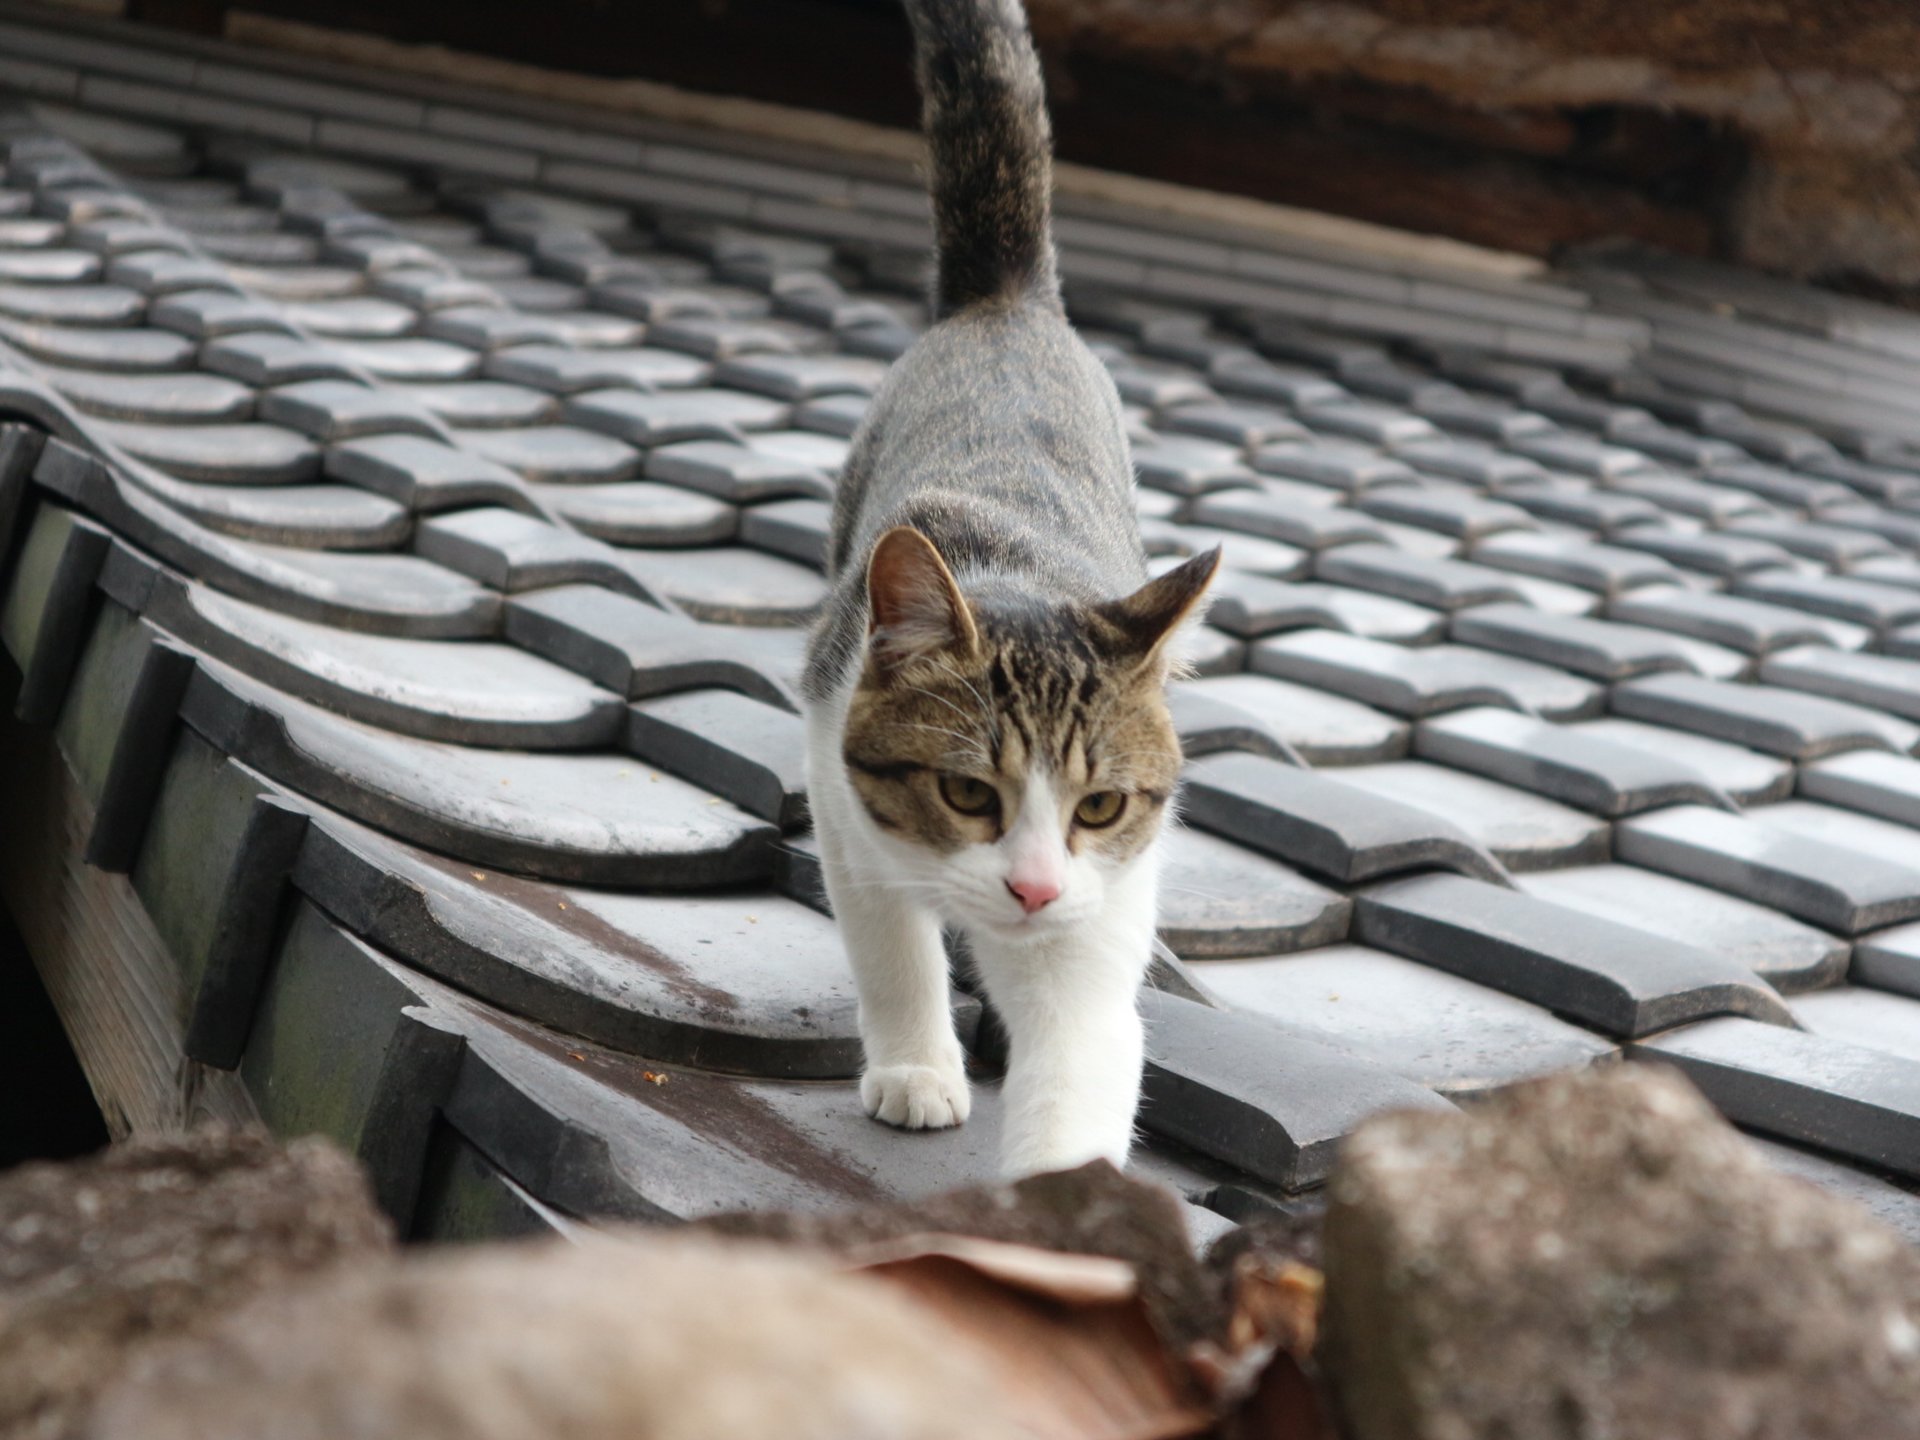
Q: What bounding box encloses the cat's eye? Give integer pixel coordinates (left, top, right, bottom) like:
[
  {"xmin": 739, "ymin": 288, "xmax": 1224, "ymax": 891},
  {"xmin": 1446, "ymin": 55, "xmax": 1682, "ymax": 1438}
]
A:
[
  {"xmin": 1075, "ymin": 791, "xmax": 1126, "ymax": 828},
  {"xmin": 938, "ymin": 773, "xmax": 999, "ymax": 816}
]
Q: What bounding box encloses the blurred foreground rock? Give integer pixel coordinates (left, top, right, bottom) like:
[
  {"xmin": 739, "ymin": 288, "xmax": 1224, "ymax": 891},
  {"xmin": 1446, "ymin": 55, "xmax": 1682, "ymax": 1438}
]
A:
[
  {"xmin": 87, "ymin": 1232, "xmax": 1030, "ymax": 1440},
  {"xmin": 700, "ymin": 1159, "xmax": 1224, "ymax": 1351},
  {"xmin": 706, "ymin": 1160, "xmax": 1334, "ymax": 1437},
  {"xmin": 1321, "ymin": 1066, "xmax": 1920, "ymax": 1440},
  {"xmin": 0, "ymin": 1129, "xmax": 1332, "ymax": 1440},
  {"xmin": 87, "ymin": 1161, "xmax": 1331, "ymax": 1440},
  {"xmin": 0, "ymin": 1128, "xmax": 391, "ymax": 1440}
]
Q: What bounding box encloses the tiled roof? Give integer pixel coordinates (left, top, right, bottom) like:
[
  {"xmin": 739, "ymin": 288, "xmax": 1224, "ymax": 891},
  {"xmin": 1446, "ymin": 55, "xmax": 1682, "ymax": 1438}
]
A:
[{"xmin": 0, "ymin": 10, "xmax": 1917, "ymax": 1245}]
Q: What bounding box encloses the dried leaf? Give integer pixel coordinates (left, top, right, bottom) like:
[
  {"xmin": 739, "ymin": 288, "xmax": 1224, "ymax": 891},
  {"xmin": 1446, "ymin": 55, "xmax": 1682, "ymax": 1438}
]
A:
[
  {"xmin": 847, "ymin": 1234, "xmax": 1137, "ymax": 1306},
  {"xmin": 1215, "ymin": 1351, "xmax": 1340, "ymax": 1440},
  {"xmin": 1228, "ymin": 1257, "xmax": 1322, "ymax": 1358},
  {"xmin": 850, "ymin": 1237, "xmax": 1213, "ymax": 1440},
  {"xmin": 1191, "ymin": 1255, "xmax": 1334, "ymax": 1438}
]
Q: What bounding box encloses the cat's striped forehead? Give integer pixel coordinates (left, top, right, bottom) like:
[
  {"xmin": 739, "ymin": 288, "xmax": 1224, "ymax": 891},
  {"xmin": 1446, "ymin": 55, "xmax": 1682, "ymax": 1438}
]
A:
[
  {"xmin": 977, "ymin": 616, "xmax": 1111, "ymax": 774},
  {"xmin": 841, "ymin": 607, "xmax": 1180, "ymax": 856}
]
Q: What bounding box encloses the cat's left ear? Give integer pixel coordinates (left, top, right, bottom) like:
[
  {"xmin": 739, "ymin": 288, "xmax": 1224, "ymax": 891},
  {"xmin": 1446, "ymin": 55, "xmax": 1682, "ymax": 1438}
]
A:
[{"xmin": 1098, "ymin": 547, "xmax": 1221, "ymax": 672}]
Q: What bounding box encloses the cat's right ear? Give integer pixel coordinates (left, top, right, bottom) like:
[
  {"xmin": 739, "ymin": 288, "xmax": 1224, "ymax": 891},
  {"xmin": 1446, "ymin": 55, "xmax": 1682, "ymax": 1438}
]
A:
[
  {"xmin": 865, "ymin": 526, "xmax": 979, "ymax": 672},
  {"xmin": 1097, "ymin": 546, "xmax": 1221, "ymax": 675}
]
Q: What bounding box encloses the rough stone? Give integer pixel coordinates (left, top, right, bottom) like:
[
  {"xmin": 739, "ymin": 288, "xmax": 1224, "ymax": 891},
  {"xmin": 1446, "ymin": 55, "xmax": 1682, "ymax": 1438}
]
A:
[
  {"xmin": 699, "ymin": 1158, "xmax": 1221, "ymax": 1352},
  {"xmin": 88, "ymin": 1233, "xmax": 1016, "ymax": 1440},
  {"xmin": 0, "ymin": 1129, "xmax": 390, "ymax": 1440},
  {"xmin": 1319, "ymin": 1066, "xmax": 1920, "ymax": 1440}
]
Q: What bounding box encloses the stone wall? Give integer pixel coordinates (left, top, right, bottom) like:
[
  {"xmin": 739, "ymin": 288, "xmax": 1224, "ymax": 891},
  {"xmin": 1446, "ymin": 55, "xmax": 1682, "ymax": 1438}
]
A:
[
  {"xmin": 1027, "ymin": 0, "xmax": 1920, "ymax": 289},
  {"xmin": 93, "ymin": 0, "xmax": 1920, "ymax": 289}
]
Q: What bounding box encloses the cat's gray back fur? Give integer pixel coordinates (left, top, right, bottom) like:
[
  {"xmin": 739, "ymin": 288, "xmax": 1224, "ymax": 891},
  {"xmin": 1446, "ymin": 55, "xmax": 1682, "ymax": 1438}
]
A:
[{"xmin": 802, "ymin": 0, "xmax": 1144, "ymax": 701}]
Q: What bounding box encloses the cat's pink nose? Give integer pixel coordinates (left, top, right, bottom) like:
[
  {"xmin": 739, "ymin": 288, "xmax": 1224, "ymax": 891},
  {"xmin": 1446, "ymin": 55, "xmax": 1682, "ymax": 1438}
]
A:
[{"xmin": 1006, "ymin": 877, "xmax": 1061, "ymax": 914}]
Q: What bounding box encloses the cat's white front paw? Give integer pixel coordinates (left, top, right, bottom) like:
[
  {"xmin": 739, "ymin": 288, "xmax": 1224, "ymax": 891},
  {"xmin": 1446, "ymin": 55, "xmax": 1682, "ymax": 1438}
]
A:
[{"xmin": 861, "ymin": 1063, "xmax": 971, "ymax": 1130}]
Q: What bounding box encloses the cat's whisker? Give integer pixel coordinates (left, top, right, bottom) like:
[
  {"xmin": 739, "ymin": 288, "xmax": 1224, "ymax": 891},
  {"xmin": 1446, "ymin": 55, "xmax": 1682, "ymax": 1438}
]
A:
[
  {"xmin": 899, "ymin": 721, "xmax": 984, "ymax": 747},
  {"xmin": 937, "ymin": 663, "xmax": 997, "ymax": 736},
  {"xmin": 898, "ymin": 682, "xmax": 981, "ymax": 728},
  {"xmin": 832, "ymin": 876, "xmax": 949, "ymax": 896}
]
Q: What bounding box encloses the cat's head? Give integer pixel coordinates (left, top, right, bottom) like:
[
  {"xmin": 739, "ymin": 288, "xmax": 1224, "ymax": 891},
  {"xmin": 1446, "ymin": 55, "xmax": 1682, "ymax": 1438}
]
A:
[{"xmin": 840, "ymin": 526, "xmax": 1218, "ymax": 942}]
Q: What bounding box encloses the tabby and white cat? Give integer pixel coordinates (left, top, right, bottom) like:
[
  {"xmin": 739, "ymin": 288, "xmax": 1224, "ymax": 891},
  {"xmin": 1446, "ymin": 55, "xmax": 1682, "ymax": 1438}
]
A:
[{"xmin": 802, "ymin": 0, "xmax": 1218, "ymax": 1178}]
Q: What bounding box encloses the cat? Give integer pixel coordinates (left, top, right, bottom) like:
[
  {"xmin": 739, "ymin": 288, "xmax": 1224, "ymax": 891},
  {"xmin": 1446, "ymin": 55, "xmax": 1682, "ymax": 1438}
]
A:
[{"xmin": 802, "ymin": 0, "xmax": 1219, "ymax": 1178}]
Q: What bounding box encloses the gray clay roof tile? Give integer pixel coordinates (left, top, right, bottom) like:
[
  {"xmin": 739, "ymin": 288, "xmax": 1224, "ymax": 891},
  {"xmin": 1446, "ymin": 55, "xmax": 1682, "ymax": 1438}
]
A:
[{"xmin": 4, "ymin": 24, "xmax": 1920, "ymax": 1241}]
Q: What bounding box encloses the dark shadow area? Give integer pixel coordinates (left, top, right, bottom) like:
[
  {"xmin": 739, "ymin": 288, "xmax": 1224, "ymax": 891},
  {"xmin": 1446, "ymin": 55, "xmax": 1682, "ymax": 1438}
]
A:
[
  {"xmin": 127, "ymin": 0, "xmax": 1751, "ymax": 259},
  {"xmin": 0, "ymin": 895, "xmax": 110, "ymax": 1169}
]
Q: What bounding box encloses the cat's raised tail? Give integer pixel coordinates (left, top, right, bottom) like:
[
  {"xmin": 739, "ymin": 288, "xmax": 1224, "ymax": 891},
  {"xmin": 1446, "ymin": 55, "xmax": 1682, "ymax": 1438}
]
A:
[{"xmin": 904, "ymin": 0, "xmax": 1059, "ymax": 317}]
